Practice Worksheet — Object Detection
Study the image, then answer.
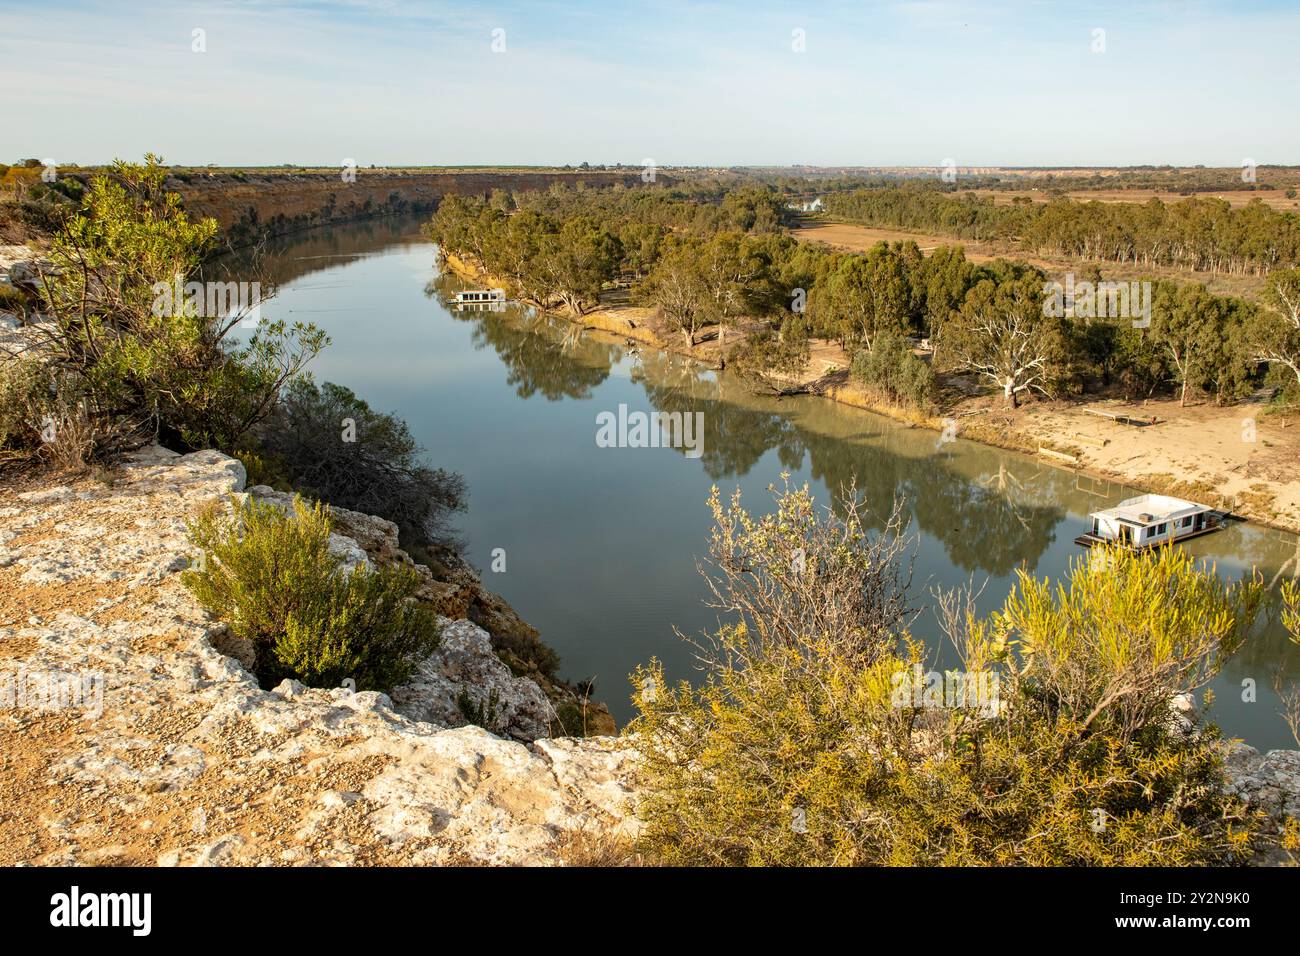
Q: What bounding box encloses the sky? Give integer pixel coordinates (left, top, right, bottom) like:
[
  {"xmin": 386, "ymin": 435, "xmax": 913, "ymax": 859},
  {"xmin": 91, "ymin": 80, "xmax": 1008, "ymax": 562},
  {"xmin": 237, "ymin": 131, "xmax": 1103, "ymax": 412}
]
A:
[{"xmin": 2, "ymin": 0, "xmax": 1298, "ymax": 168}]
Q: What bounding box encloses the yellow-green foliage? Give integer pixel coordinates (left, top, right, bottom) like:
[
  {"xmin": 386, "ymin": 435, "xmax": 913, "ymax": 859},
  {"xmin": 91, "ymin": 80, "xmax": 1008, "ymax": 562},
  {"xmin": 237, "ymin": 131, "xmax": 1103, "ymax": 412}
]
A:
[
  {"xmin": 232, "ymin": 447, "xmax": 293, "ymax": 492},
  {"xmin": 1280, "ymin": 580, "xmax": 1300, "ymax": 747},
  {"xmin": 183, "ymin": 495, "xmax": 437, "ymax": 691},
  {"xmin": 38, "ymin": 155, "xmax": 326, "ymax": 456},
  {"xmin": 630, "ymin": 485, "xmax": 1266, "ymax": 867},
  {"xmin": 1283, "ymin": 579, "xmax": 1300, "ymax": 646},
  {"xmin": 993, "ymin": 547, "xmax": 1259, "ymax": 741}
]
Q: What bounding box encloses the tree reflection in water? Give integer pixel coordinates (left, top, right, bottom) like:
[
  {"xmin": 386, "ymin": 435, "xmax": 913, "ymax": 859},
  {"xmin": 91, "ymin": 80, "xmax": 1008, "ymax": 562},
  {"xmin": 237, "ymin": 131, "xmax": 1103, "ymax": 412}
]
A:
[
  {"xmin": 436, "ymin": 285, "xmax": 1071, "ymax": 579},
  {"xmin": 426, "ymin": 274, "xmax": 612, "ymax": 401}
]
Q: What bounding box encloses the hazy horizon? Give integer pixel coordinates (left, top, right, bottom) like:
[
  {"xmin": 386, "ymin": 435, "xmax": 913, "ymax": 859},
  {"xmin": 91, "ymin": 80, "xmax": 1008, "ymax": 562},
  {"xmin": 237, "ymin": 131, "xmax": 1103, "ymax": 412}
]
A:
[{"xmin": 4, "ymin": 0, "xmax": 1298, "ymax": 169}]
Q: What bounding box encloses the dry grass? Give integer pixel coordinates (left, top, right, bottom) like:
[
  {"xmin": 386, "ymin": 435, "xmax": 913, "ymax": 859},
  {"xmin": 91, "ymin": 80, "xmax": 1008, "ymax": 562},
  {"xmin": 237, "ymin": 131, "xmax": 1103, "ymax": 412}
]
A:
[
  {"xmin": 551, "ymin": 827, "xmax": 649, "ymax": 867},
  {"xmin": 965, "ymin": 186, "xmax": 1300, "ymax": 212}
]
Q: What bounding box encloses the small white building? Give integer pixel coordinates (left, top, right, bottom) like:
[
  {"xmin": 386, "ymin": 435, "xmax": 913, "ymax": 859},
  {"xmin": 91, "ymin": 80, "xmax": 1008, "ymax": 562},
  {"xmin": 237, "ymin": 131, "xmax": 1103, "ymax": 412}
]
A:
[{"xmin": 1077, "ymin": 494, "xmax": 1224, "ymax": 550}]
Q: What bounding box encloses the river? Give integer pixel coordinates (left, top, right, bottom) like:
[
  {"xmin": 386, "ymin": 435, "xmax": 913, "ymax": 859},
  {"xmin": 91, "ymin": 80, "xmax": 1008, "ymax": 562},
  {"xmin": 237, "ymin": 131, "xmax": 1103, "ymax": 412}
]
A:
[{"xmin": 247, "ymin": 214, "xmax": 1300, "ymax": 748}]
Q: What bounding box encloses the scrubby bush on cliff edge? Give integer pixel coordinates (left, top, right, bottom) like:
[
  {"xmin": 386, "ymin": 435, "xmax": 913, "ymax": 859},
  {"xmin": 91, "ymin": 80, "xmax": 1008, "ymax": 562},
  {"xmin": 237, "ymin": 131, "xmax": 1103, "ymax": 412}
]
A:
[
  {"xmin": 629, "ymin": 479, "xmax": 1267, "ymax": 866},
  {"xmin": 249, "ymin": 379, "xmax": 468, "ymax": 561},
  {"xmin": 10, "ymin": 155, "xmax": 326, "ymax": 466},
  {"xmin": 183, "ymin": 495, "xmax": 438, "ymax": 691}
]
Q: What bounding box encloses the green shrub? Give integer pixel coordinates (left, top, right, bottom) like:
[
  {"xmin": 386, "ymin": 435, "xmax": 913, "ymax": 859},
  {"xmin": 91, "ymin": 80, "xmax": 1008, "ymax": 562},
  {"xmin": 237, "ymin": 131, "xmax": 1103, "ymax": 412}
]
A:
[
  {"xmin": 729, "ymin": 315, "xmax": 811, "ymax": 393},
  {"xmin": 0, "ymin": 283, "xmax": 27, "ymax": 315},
  {"xmin": 851, "ymin": 332, "xmax": 935, "ymax": 410},
  {"xmin": 183, "ymin": 494, "xmax": 438, "ymax": 691},
  {"xmin": 629, "ymin": 481, "xmax": 1267, "ymax": 866},
  {"xmin": 232, "ymin": 447, "xmax": 292, "ymax": 491},
  {"xmin": 38, "ymin": 154, "xmax": 326, "ymax": 458},
  {"xmin": 252, "ymin": 379, "xmax": 467, "ymax": 557}
]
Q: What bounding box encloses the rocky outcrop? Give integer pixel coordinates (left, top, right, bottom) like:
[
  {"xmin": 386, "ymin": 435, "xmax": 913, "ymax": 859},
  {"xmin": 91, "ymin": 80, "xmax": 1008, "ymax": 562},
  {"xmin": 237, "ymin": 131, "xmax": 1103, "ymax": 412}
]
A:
[
  {"xmin": 391, "ymin": 619, "xmax": 554, "ymax": 742},
  {"xmin": 243, "ymin": 484, "xmax": 614, "ymax": 737},
  {"xmin": 0, "ymin": 447, "xmax": 638, "ymax": 866},
  {"xmin": 1224, "ymin": 742, "xmax": 1300, "ymax": 820}
]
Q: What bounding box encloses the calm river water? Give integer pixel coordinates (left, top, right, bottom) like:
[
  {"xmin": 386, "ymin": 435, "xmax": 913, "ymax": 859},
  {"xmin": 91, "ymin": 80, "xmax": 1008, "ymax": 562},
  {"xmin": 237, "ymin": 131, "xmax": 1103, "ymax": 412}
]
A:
[{"xmin": 250, "ymin": 215, "xmax": 1300, "ymax": 747}]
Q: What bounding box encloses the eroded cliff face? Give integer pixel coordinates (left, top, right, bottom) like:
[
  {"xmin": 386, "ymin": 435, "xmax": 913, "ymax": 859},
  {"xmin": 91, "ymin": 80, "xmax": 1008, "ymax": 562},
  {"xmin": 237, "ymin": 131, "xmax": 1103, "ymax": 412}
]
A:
[
  {"xmin": 0, "ymin": 447, "xmax": 638, "ymax": 866},
  {"xmin": 173, "ymin": 169, "xmax": 644, "ymax": 246}
]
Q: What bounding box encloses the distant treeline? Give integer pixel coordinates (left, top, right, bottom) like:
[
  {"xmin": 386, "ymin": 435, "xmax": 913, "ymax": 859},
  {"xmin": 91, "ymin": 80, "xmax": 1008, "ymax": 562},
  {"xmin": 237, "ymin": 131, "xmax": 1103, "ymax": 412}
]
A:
[
  {"xmin": 968, "ymin": 166, "xmax": 1298, "ymax": 195},
  {"xmin": 822, "ymin": 185, "xmax": 1300, "ymax": 276},
  {"xmin": 422, "ymin": 183, "xmax": 790, "ymax": 315}
]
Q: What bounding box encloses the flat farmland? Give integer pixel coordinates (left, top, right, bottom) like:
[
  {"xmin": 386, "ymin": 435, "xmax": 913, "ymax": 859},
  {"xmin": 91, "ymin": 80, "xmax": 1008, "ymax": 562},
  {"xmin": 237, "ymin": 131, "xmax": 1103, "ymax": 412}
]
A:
[
  {"xmin": 963, "ymin": 186, "xmax": 1300, "ymax": 211},
  {"xmin": 792, "ymin": 221, "xmax": 1020, "ymax": 264}
]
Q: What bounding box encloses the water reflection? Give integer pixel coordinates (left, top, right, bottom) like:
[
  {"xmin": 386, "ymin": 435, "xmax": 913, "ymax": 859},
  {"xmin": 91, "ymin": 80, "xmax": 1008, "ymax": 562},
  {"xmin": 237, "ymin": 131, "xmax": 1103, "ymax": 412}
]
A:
[
  {"xmin": 429, "ymin": 291, "xmax": 1070, "ymax": 578},
  {"xmin": 425, "ymin": 273, "xmax": 612, "ymax": 401},
  {"xmin": 253, "ymin": 215, "xmax": 1300, "ymax": 746}
]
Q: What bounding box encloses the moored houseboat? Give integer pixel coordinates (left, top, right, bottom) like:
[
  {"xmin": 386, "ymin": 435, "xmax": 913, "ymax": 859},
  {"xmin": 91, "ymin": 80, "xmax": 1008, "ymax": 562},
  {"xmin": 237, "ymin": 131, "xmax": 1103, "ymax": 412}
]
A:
[
  {"xmin": 1074, "ymin": 494, "xmax": 1234, "ymax": 550},
  {"xmin": 453, "ymin": 288, "xmax": 507, "ymax": 309}
]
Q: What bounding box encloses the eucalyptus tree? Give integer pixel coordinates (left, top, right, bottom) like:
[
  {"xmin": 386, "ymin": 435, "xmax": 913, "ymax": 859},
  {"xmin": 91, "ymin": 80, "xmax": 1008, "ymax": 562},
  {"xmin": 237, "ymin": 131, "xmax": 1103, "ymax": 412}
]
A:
[
  {"xmin": 1252, "ymin": 268, "xmax": 1300, "ymax": 391},
  {"xmin": 638, "ymin": 238, "xmax": 711, "ymax": 349},
  {"xmin": 696, "ymin": 232, "xmax": 773, "ymax": 346},
  {"xmin": 912, "ymin": 244, "xmax": 976, "ymax": 349},
  {"xmin": 939, "ymin": 272, "xmax": 1066, "ymax": 407},
  {"xmin": 1150, "ymin": 281, "xmax": 1248, "ymax": 406},
  {"xmin": 809, "ymin": 245, "xmax": 913, "ymax": 352},
  {"xmin": 537, "ymin": 216, "xmax": 622, "ymax": 316}
]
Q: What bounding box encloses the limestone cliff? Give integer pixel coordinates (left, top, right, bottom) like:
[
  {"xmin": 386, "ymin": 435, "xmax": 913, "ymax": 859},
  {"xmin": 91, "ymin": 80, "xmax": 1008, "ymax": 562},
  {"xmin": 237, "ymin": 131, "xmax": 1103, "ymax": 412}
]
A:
[
  {"xmin": 0, "ymin": 447, "xmax": 638, "ymax": 866},
  {"xmin": 171, "ymin": 168, "xmax": 645, "ymax": 247}
]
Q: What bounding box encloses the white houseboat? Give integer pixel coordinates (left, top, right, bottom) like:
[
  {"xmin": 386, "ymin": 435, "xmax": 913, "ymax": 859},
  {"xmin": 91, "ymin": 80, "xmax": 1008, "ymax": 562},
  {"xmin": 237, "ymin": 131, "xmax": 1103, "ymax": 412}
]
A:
[
  {"xmin": 1074, "ymin": 494, "xmax": 1232, "ymax": 550},
  {"xmin": 453, "ymin": 288, "xmax": 507, "ymax": 309}
]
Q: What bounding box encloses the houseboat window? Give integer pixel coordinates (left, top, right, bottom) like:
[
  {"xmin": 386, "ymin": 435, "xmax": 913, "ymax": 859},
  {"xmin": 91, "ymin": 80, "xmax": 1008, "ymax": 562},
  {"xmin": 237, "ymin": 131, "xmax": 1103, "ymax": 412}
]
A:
[
  {"xmin": 1156, "ymin": 522, "xmax": 1168, "ymax": 535},
  {"xmin": 1182, "ymin": 516, "xmax": 1193, "ymax": 527}
]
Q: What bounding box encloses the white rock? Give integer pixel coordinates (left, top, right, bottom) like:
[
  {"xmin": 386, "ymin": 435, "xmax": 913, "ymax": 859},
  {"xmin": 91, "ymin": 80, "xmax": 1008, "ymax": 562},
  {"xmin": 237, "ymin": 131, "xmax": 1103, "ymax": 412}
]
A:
[{"xmin": 391, "ymin": 618, "xmax": 554, "ymax": 742}]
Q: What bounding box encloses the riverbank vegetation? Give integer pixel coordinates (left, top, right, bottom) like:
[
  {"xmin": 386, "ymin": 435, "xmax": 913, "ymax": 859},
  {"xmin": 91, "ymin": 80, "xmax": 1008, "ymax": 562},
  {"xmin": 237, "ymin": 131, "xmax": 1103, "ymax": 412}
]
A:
[
  {"xmin": 0, "ymin": 155, "xmax": 477, "ymax": 707},
  {"xmin": 2, "ymin": 156, "xmax": 327, "ymax": 463},
  {"xmin": 630, "ymin": 480, "xmax": 1270, "ymax": 865},
  {"xmin": 426, "ymin": 181, "xmax": 1300, "ymax": 416},
  {"xmin": 249, "ymin": 380, "xmax": 469, "ymax": 563}
]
